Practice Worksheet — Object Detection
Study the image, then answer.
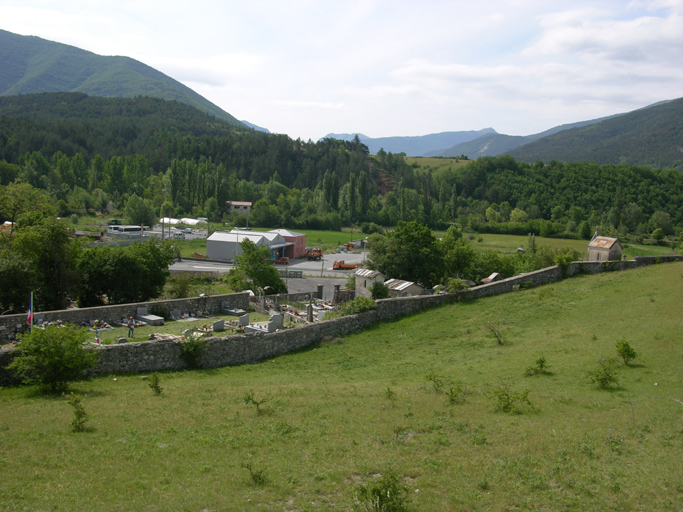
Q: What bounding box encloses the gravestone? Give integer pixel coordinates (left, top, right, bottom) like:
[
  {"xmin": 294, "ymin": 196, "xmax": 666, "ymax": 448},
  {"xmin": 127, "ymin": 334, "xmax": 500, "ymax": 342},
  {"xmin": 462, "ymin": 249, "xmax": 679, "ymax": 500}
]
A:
[
  {"xmin": 307, "ymin": 304, "xmax": 313, "ymax": 322},
  {"xmin": 116, "ymin": 337, "xmax": 127, "ymax": 344},
  {"xmin": 318, "ymin": 311, "xmax": 326, "ymax": 321},
  {"xmin": 213, "ymin": 320, "xmax": 225, "ymax": 331},
  {"xmin": 239, "ymin": 314, "xmax": 249, "ymax": 326},
  {"xmin": 317, "ymin": 284, "xmax": 324, "ymax": 299},
  {"xmin": 270, "ymin": 313, "xmax": 283, "ymax": 329},
  {"xmin": 136, "ymin": 307, "xmax": 148, "ymax": 316}
]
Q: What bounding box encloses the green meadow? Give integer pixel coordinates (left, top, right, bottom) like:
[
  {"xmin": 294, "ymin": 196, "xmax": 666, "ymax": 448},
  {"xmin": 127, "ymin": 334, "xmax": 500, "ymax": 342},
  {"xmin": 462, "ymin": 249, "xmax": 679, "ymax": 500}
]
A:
[{"xmin": 1, "ymin": 263, "xmax": 682, "ymax": 511}]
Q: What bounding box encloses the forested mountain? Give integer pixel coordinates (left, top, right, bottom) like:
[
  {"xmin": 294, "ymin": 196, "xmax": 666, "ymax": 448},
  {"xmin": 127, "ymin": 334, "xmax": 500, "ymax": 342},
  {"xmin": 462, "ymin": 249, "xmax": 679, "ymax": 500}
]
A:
[
  {"xmin": 508, "ymin": 98, "xmax": 683, "ymax": 169},
  {"xmin": 429, "ymin": 114, "xmax": 622, "ymax": 159},
  {"xmin": 0, "ymin": 29, "xmax": 243, "ymax": 127},
  {"xmin": 0, "ymin": 93, "xmax": 681, "ymax": 242},
  {"xmin": 323, "ymin": 129, "xmax": 496, "ymax": 156}
]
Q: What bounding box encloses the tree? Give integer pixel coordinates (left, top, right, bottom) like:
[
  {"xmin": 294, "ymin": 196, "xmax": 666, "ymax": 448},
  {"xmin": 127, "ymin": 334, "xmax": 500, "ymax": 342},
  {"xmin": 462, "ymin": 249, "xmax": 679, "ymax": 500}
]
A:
[
  {"xmin": 12, "ymin": 216, "xmax": 81, "ymax": 311},
  {"xmin": 510, "ymin": 208, "xmax": 529, "ymax": 223},
  {"xmin": 0, "ymin": 250, "xmax": 35, "ymax": 313},
  {"xmin": 440, "ymin": 232, "xmax": 475, "ymax": 279},
  {"xmin": 234, "ymin": 239, "xmax": 287, "ymax": 294},
  {"xmin": 7, "ymin": 325, "xmax": 99, "ymax": 393},
  {"xmin": 76, "ymin": 241, "xmax": 176, "ymax": 306},
  {"xmin": 123, "ymin": 194, "xmax": 156, "ymax": 226},
  {"xmin": 370, "ymin": 281, "xmax": 389, "ymax": 299},
  {"xmin": 369, "ymin": 221, "xmax": 443, "ymax": 287},
  {"xmin": 0, "ymin": 181, "xmax": 53, "ymax": 233}
]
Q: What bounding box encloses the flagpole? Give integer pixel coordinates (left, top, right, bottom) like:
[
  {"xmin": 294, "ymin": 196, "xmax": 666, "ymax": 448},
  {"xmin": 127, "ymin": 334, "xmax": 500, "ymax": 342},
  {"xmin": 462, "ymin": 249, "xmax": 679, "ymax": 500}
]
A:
[{"xmin": 27, "ymin": 291, "xmax": 34, "ymax": 333}]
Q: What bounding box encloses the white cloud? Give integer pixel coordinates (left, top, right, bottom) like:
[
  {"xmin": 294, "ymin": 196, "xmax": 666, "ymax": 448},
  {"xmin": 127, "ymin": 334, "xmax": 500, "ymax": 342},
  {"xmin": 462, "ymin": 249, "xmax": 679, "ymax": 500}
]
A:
[{"xmin": 1, "ymin": 0, "xmax": 682, "ymax": 140}]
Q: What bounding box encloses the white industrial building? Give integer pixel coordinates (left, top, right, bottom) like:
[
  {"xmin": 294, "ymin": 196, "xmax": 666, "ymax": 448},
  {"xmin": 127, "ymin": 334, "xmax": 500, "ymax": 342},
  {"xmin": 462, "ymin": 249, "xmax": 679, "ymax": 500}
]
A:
[{"xmin": 206, "ymin": 229, "xmax": 292, "ymax": 261}]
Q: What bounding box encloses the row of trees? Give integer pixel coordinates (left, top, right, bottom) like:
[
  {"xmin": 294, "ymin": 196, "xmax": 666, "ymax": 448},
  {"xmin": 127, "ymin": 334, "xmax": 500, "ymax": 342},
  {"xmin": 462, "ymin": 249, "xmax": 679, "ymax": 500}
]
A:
[
  {"xmin": 0, "ymin": 183, "xmax": 176, "ymax": 313},
  {"xmin": 368, "ymin": 221, "xmax": 581, "ymax": 288}
]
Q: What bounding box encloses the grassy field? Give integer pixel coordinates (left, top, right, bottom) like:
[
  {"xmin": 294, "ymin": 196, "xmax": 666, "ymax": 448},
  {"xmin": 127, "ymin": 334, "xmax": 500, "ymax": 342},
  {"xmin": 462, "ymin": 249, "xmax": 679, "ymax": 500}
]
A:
[
  {"xmin": 465, "ymin": 232, "xmax": 677, "ymax": 259},
  {"xmin": 1, "ymin": 262, "xmax": 682, "ymax": 511},
  {"xmin": 404, "ymin": 156, "xmax": 470, "ymax": 178}
]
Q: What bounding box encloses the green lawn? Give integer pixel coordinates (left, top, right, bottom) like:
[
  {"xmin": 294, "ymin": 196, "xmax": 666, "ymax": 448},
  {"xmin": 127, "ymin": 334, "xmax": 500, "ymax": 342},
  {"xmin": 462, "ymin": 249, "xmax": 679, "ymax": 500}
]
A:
[{"xmin": 2, "ymin": 263, "xmax": 681, "ymax": 511}]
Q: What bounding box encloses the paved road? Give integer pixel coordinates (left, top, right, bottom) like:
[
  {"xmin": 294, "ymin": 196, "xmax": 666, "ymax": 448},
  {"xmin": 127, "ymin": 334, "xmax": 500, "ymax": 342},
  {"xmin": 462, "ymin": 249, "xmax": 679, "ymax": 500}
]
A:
[
  {"xmin": 170, "ymin": 251, "xmax": 366, "ymax": 278},
  {"xmin": 169, "ymin": 252, "xmax": 364, "ymax": 300}
]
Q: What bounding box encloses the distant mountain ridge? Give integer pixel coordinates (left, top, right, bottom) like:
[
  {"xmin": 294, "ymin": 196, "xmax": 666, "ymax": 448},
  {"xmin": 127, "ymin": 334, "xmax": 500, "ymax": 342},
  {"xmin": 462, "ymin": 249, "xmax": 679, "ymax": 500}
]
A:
[
  {"xmin": 323, "ymin": 129, "xmax": 497, "ymax": 156},
  {"xmin": 0, "ymin": 29, "xmax": 244, "ymax": 128},
  {"xmin": 326, "ymin": 99, "xmax": 682, "ymax": 169},
  {"xmin": 430, "ymin": 114, "xmax": 624, "ymax": 159},
  {"xmin": 508, "ymin": 97, "xmax": 683, "ymax": 168}
]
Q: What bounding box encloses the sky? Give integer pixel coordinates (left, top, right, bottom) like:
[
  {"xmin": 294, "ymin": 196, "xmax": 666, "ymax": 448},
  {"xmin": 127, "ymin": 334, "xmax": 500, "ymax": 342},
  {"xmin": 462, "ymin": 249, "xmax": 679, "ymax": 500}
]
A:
[{"xmin": 1, "ymin": 0, "xmax": 682, "ymax": 141}]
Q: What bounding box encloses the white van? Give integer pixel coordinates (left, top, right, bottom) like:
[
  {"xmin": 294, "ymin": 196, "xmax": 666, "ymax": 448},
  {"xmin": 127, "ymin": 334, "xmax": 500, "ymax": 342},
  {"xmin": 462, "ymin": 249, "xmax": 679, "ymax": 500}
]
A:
[{"xmin": 173, "ymin": 231, "xmax": 185, "ymax": 239}]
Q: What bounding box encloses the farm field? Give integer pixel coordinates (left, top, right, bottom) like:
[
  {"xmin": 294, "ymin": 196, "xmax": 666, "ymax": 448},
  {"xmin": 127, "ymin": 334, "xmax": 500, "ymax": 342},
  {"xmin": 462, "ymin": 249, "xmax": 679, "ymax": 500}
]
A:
[
  {"xmin": 404, "ymin": 156, "xmax": 470, "ymax": 177},
  {"xmin": 465, "ymin": 232, "xmax": 677, "ymax": 259},
  {"xmin": 1, "ymin": 262, "xmax": 682, "ymax": 511}
]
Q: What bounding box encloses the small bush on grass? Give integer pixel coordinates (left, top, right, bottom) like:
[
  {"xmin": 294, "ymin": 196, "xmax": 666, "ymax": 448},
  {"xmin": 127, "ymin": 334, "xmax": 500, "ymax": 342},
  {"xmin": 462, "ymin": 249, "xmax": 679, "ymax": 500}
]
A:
[
  {"xmin": 524, "ymin": 356, "xmax": 551, "ymax": 376},
  {"xmin": 148, "ymin": 373, "xmax": 163, "ymax": 395},
  {"xmin": 446, "ymin": 384, "xmax": 465, "ymax": 404},
  {"xmin": 425, "ymin": 371, "xmax": 445, "ymax": 393},
  {"xmin": 486, "ymin": 384, "xmax": 533, "ymax": 414},
  {"xmin": 616, "ymin": 340, "xmax": 637, "ymax": 365},
  {"xmin": 67, "ymin": 393, "xmax": 88, "ymax": 433},
  {"xmin": 243, "ymin": 390, "xmax": 270, "ymax": 414},
  {"xmin": 354, "ymin": 471, "xmax": 410, "ymax": 512},
  {"xmin": 241, "ymin": 462, "xmax": 267, "ymax": 486},
  {"xmin": 485, "ymin": 320, "xmax": 506, "ymax": 345},
  {"xmin": 6, "ymin": 325, "xmax": 99, "ymax": 393},
  {"xmin": 588, "ymin": 357, "xmax": 621, "ymax": 389}
]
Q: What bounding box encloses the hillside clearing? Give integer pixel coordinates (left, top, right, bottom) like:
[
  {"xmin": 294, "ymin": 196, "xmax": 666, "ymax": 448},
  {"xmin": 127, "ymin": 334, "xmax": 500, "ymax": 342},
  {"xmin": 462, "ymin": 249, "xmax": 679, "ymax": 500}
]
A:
[{"xmin": 1, "ymin": 262, "xmax": 682, "ymax": 511}]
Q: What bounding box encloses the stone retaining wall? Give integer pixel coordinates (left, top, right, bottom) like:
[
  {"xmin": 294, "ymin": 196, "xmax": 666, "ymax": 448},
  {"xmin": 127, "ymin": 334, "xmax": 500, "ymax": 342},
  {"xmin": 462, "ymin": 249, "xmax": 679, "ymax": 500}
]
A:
[
  {"xmin": 0, "ymin": 293, "xmax": 250, "ymax": 332},
  {"xmin": 1, "ymin": 255, "xmax": 681, "ymax": 386}
]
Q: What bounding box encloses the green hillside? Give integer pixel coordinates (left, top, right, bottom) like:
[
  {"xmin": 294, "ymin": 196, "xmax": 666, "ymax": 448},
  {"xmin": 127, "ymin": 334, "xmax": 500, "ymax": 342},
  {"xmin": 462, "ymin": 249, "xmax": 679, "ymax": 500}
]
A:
[
  {"xmin": 508, "ymin": 98, "xmax": 683, "ymax": 169},
  {"xmin": 0, "ymin": 29, "xmax": 244, "ymax": 127},
  {"xmin": 1, "ymin": 262, "xmax": 682, "ymax": 510}
]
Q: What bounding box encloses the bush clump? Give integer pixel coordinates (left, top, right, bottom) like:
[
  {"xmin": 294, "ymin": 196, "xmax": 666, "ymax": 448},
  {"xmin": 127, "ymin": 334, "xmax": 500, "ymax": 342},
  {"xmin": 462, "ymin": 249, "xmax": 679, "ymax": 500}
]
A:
[
  {"xmin": 7, "ymin": 325, "xmax": 99, "ymax": 393},
  {"xmin": 616, "ymin": 340, "xmax": 637, "ymax": 365},
  {"xmin": 354, "ymin": 471, "xmax": 410, "ymax": 512},
  {"xmin": 588, "ymin": 357, "xmax": 621, "ymax": 389},
  {"xmin": 340, "ymin": 297, "xmax": 377, "ymax": 316}
]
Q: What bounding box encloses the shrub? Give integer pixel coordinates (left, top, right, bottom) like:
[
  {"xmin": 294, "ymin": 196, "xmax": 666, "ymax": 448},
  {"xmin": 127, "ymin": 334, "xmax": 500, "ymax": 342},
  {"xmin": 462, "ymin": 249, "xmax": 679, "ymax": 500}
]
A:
[
  {"xmin": 148, "ymin": 373, "xmax": 163, "ymax": 395},
  {"xmin": 486, "ymin": 384, "xmax": 533, "ymax": 414},
  {"xmin": 446, "ymin": 384, "xmax": 465, "ymax": 404},
  {"xmin": 340, "ymin": 297, "xmax": 376, "ymax": 316},
  {"xmin": 67, "ymin": 393, "xmax": 88, "ymax": 433},
  {"xmin": 524, "ymin": 356, "xmax": 551, "ymax": 376},
  {"xmin": 425, "ymin": 371, "xmax": 445, "ymax": 392},
  {"xmin": 179, "ymin": 337, "xmax": 206, "ymax": 368},
  {"xmin": 354, "ymin": 471, "xmax": 410, "ymax": 512},
  {"xmin": 243, "ymin": 390, "xmax": 270, "ymax": 414},
  {"xmin": 6, "ymin": 325, "xmax": 99, "ymax": 393},
  {"xmin": 370, "ymin": 281, "xmax": 390, "ymax": 300},
  {"xmin": 241, "ymin": 462, "xmax": 267, "ymax": 486},
  {"xmin": 615, "ymin": 340, "xmax": 637, "ymax": 365},
  {"xmin": 588, "ymin": 357, "xmax": 621, "ymax": 388}
]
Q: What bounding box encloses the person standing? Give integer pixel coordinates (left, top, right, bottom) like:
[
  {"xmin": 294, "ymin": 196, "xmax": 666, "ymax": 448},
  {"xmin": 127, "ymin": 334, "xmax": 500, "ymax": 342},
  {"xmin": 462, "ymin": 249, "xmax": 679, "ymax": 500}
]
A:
[{"xmin": 128, "ymin": 317, "xmax": 135, "ymax": 338}]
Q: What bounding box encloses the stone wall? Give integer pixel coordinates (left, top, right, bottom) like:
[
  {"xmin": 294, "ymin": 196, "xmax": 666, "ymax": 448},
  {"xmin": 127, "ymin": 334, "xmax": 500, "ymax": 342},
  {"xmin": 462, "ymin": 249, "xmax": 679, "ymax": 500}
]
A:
[
  {"xmin": 0, "ymin": 293, "xmax": 250, "ymax": 332},
  {"xmin": 1, "ymin": 255, "xmax": 681, "ymax": 386}
]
